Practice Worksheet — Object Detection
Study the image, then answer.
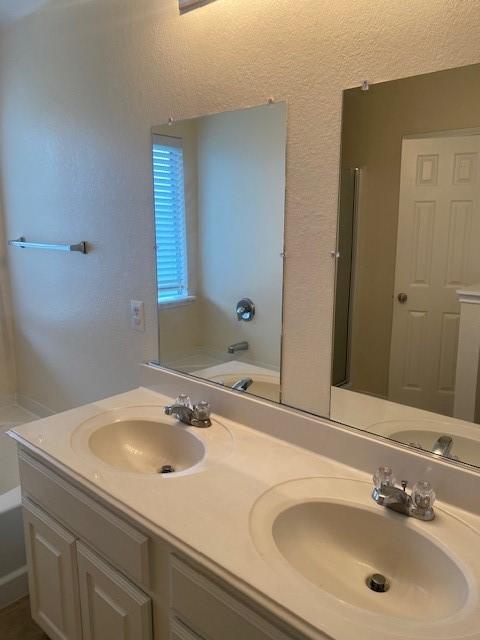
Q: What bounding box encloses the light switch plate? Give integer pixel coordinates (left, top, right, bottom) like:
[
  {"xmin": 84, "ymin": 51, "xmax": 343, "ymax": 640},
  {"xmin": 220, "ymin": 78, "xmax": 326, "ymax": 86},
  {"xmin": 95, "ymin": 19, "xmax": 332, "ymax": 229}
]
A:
[{"xmin": 130, "ymin": 300, "xmax": 145, "ymax": 332}]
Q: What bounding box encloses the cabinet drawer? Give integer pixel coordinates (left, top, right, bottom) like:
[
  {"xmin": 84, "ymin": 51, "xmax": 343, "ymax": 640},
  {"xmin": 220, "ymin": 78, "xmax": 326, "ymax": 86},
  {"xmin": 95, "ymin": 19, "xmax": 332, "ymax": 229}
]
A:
[
  {"xmin": 171, "ymin": 618, "xmax": 204, "ymax": 640},
  {"xmin": 19, "ymin": 449, "xmax": 150, "ymax": 588},
  {"xmin": 170, "ymin": 556, "xmax": 296, "ymax": 640}
]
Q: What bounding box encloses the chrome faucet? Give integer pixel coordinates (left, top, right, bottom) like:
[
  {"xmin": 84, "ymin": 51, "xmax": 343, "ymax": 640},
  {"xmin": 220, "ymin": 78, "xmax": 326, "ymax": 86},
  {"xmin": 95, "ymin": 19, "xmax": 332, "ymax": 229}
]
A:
[
  {"xmin": 432, "ymin": 435, "xmax": 453, "ymax": 458},
  {"xmin": 228, "ymin": 341, "xmax": 249, "ymax": 354},
  {"xmin": 231, "ymin": 377, "xmax": 253, "ymax": 392},
  {"xmin": 164, "ymin": 395, "xmax": 211, "ymax": 428},
  {"xmin": 372, "ymin": 466, "xmax": 436, "ymax": 521}
]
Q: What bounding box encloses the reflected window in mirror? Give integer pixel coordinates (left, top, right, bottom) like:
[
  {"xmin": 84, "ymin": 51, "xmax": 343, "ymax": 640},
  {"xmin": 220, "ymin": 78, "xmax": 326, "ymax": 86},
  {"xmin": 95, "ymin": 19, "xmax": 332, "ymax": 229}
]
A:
[
  {"xmin": 152, "ymin": 135, "xmax": 190, "ymax": 304},
  {"xmin": 151, "ymin": 103, "xmax": 287, "ymax": 405},
  {"xmin": 332, "ymin": 63, "xmax": 480, "ymax": 470}
]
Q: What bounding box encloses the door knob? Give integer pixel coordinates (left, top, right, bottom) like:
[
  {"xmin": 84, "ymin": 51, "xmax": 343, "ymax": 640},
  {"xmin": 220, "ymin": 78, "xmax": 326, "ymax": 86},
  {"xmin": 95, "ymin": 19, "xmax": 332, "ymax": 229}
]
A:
[{"xmin": 397, "ymin": 293, "xmax": 408, "ymax": 304}]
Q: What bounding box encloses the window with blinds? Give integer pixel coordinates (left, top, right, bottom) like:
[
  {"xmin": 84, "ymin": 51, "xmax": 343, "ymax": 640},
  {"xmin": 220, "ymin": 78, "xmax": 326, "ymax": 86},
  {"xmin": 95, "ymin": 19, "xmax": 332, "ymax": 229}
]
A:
[{"xmin": 152, "ymin": 135, "xmax": 189, "ymax": 303}]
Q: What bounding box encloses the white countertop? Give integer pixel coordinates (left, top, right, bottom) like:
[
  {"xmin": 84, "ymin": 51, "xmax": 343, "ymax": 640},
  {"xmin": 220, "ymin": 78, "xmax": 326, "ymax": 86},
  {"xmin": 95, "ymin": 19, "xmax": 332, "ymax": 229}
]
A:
[{"xmin": 10, "ymin": 386, "xmax": 480, "ymax": 640}]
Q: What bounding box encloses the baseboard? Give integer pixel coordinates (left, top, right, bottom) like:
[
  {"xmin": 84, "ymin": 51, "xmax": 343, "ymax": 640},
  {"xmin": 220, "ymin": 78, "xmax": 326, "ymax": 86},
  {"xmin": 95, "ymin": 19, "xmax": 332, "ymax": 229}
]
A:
[
  {"xmin": 0, "ymin": 566, "xmax": 28, "ymax": 610},
  {"xmin": 15, "ymin": 394, "xmax": 54, "ymax": 418}
]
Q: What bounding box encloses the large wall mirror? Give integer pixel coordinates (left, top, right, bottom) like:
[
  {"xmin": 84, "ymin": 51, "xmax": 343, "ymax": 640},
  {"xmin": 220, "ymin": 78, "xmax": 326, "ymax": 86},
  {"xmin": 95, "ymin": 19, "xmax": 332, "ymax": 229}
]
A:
[
  {"xmin": 152, "ymin": 103, "xmax": 287, "ymax": 402},
  {"xmin": 331, "ymin": 63, "xmax": 480, "ymax": 469}
]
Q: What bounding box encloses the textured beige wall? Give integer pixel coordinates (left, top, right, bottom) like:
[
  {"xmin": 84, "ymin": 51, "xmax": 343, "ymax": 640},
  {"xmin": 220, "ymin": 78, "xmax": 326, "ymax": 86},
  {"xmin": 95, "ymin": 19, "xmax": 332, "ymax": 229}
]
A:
[
  {"xmin": 0, "ymin": 0, "xmax": 479, "ymax": 414},
  {"xmin": 341, "ymin": 64, "xmax": 480, "ymax": 398}
]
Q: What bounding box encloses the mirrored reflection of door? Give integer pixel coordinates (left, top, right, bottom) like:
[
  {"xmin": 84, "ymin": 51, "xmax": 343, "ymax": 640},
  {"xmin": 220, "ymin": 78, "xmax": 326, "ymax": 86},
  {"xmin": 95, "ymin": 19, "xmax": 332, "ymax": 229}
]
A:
[
  {"xmin": 331, "ymin": 63, "xmax": 480, "ymax": 471},
  {"xmin": 389, "ymin": 133, "xmax": 480, "ymax": 415}
]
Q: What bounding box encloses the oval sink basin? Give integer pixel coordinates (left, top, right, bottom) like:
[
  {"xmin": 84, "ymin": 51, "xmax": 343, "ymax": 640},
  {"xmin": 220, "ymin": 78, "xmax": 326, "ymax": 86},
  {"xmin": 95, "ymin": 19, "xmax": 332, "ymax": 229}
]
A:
[
  {"xmin": 250, "ymin": 477, "xmax": 480, "ymax": 636},
  {"xmin": 274, "ymin": 501, "xmax": 466, "ymax": 620},
  {"xmin": 87, "ymin": 419, "xmax": 204, "ymax": 474},
  {"xmin": 71, "ymin": 405, "xmax": 232, "ymax": 475}
]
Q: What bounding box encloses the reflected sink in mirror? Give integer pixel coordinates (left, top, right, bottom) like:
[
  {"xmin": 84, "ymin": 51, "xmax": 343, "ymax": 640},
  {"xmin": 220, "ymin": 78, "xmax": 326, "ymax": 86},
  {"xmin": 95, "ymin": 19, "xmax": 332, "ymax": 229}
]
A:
[
  {"xmin": 195, "ymin": 361, "xmax": 280, "ymax": 402},
  {"xmin": 71, "ymin": 405, "xmax": 232, "ymax": 475},
  {"xmin": 331, "ymin": 387, "xmax": 480, "ymax": 468},
  {"xmin": 371, "ymin": 420, "xmax": 480, "ymax": 467},
  {"xmin": 250, "ymin": 477, "xmax": 480, "ymax": 636}
]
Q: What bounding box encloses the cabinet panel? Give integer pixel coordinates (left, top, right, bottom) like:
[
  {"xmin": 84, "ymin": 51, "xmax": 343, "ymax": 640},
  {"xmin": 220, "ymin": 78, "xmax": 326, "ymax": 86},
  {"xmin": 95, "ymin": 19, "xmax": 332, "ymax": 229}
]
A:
[
  {"xmin": 77, "ymin": 542, "xmax": 152, "ymax": 640},
  {"xmin": 170, "ymin": 556, "xmax": 297, "ymax": 640},
  {"xmin": 170, "ymin": 618, "xmax": 204, "ymax": 640},
  {"xmin": 22, "ymin": 497, "xmax": 82, "ymax": 640}
]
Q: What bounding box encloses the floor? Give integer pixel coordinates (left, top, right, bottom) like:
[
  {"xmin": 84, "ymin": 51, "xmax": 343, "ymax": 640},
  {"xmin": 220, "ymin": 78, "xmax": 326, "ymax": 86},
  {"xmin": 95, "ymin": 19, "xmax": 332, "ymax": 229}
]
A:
[{"xmin": 0, "ymin": 598, "xmax": 49, "ymax": 639}]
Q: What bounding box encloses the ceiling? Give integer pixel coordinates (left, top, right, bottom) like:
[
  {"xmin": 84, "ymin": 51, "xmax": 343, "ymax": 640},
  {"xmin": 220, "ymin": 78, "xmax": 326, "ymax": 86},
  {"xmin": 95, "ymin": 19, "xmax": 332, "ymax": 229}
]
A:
[{"xmin": 0, "ymin": 0, "xmax": 48, "ymax": 26}]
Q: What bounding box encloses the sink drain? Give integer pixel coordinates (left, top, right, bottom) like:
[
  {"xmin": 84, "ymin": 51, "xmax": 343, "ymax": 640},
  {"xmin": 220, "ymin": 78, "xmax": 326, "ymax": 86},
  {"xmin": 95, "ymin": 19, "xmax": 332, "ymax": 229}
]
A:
[
  {"xmin": 159, "ymin": 464, "xmax": 175, "ymax": 474},
  {"xmin": 366, "ymin": 573, "xmax": 390, "ymax": 593}
]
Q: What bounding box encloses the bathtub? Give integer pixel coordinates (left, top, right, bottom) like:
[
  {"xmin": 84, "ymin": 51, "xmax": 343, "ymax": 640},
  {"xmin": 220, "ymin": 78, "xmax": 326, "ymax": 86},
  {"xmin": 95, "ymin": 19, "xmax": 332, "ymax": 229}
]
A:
[{"xmin": 0, "ymin": 420, "xmax": 28, "ymax": 609}]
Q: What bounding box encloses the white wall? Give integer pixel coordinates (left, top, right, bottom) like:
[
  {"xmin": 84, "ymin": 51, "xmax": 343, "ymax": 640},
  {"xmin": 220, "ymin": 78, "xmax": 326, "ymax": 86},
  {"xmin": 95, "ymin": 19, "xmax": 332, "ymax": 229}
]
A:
[{"xmin": 0, "ymin": 0, "xmax": 479, "ymax": 414}]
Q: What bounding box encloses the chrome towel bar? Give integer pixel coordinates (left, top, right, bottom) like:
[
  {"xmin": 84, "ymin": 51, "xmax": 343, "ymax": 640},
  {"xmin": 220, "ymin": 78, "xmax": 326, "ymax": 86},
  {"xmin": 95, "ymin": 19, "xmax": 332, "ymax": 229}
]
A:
[{"xmin": 8, "ymin": 237, "xmax": 87, "ymax": 254}]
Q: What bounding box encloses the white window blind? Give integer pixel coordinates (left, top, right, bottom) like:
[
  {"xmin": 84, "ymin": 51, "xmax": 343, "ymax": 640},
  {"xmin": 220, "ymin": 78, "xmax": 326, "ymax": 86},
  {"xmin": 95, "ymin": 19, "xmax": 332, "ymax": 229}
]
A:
[{"xmin": 152, "ymin": 135, "xmax": 188, "ymax": 303}]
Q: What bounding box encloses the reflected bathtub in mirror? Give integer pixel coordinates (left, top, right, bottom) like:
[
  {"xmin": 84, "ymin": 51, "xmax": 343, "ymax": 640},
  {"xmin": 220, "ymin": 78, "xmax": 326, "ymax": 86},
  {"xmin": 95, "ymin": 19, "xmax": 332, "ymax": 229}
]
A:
[
  {"xmin": 331, "ymin": 63, "xmax": 480, "ymax": 470},
  {"xmin": 151, "ymin": 103, "xmax": 287, "ymax": 403}
]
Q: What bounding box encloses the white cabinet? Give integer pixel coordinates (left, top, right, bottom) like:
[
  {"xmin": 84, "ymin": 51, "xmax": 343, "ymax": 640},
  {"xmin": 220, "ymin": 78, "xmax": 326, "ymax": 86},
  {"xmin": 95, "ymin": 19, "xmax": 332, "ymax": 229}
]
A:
[
  {"xmin": 20, "ymin": 451, "xmax": 304, "ymax": 640},
  {"xmin": 22, "ymin": 494, "xmax": 152, "ymax": 640},
  {"xmin": 22, "ymin": 497, "xmax": 82, "ymax": 640},
  {"xmin": 77, "ymin": 542, "xmax": 152, "ymax": 640},
  {"xmin": 170, "ymin": 556, "xmax": 298, "ymax": 640}
]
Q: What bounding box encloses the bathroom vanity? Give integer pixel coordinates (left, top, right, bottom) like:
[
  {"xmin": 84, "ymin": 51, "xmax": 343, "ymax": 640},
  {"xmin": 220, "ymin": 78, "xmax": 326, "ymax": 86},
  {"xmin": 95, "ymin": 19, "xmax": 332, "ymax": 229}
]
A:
[{"xmin": 9, "ymin": 378, "xmax": 480, "ymax": 640}]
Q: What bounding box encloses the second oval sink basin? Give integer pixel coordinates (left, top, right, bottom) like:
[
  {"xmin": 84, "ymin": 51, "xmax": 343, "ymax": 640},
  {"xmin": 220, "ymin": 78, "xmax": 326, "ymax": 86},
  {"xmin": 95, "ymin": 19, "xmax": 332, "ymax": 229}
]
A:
[
  {"xmin": 250, "ymin": 477, "xmax": 480, "ymax": 637},
  {"xmin": 71, "ymin": 405, "xmax": 232, "ymax": 475},
  {"xmin": 273, "ymin": 501, "xmax": 467, "ymax": 620}
]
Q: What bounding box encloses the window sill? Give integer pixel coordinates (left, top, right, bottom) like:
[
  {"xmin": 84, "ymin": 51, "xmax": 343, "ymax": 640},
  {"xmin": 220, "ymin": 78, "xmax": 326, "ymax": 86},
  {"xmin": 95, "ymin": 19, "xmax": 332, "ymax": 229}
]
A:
[{"xmin": 158, "ymin": 295, "xmax": 196, "ymax": 309}]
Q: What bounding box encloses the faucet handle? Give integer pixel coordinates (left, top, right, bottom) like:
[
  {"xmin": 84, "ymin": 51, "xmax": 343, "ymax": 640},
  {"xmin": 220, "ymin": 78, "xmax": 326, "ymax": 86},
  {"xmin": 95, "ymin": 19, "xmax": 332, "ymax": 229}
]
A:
[
  {"xmin": 175, "ymin": 393, "xmax": 192, "ymax": 409},
  {"xmin": 373, "ymin": 466, "xmax": 396, "ymax": 489},
  {"xmin": 412, "ymin": 481, "xmax": 436, "ymax": 510},
  {"xmin": 193, "ymin": 400, "xmax": 211, "ymax": 422}
]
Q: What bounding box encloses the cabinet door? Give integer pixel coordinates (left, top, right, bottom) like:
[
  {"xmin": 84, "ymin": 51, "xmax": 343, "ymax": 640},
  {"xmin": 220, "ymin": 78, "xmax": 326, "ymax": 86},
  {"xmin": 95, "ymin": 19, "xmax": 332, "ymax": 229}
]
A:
[
  {"xmin": 77, "ymin": 542, "xmax": 152, "ymax": 640},
  {"xmin": 171, "ymin": 618, "xmax": 204, "ymax": 640},
  {"xmin": 22, "ymin": 497, "xmax": 82, "ymax": 640}
]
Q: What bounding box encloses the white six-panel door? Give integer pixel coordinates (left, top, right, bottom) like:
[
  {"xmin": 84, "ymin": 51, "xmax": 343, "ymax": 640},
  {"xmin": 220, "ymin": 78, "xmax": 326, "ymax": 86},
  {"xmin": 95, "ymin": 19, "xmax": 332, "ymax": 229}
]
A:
[
  {"xmin": 389, "ymin": 133, "xmax": 480, "ymax": 414},
  {"xmin": 22, "ymin": 497, "xmax": 83, "ymax": 640}
]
